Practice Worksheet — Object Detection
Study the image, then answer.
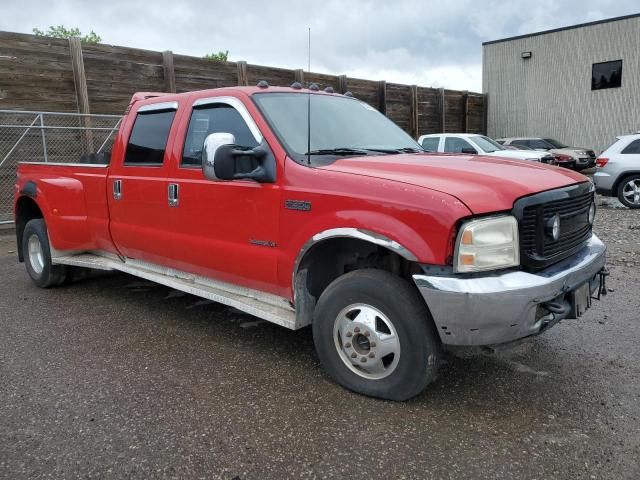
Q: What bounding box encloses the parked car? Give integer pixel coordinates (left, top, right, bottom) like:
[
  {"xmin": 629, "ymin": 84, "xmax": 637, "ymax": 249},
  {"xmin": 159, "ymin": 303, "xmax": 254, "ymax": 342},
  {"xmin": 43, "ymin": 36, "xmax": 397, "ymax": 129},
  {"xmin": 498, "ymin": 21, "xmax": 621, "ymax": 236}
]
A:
[
  {"xmin": 496, "ymin": 137, "xmax": 596, "ymax": 170},
  {"xmin": 593, "ymin": 133, "xmax": 640, "ymax": 208},
  {"xmin": 14, "ymin": 85, "xmax": 607, "ymax": 401},
  {"xmin": 500, "ymin": 144, "xmax": 574, "ymax": 168},
  {"xmin": 418, "ymin": 133, "xmax": 556, "ymax": 164}
]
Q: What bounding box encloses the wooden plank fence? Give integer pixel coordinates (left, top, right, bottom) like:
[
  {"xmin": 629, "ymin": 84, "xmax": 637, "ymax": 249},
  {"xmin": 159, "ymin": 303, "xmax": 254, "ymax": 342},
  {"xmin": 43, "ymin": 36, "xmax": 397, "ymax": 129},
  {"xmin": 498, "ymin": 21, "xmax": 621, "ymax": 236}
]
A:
[{"xmin": 0, "ymin": 31, "xmax": 486, "ymax": 137}]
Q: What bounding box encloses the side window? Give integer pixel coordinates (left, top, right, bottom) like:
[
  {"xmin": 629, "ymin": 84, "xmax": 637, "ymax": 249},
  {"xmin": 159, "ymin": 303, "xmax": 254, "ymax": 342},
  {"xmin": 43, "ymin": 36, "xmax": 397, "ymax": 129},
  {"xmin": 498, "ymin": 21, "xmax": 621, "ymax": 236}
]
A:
[
  {"xmin": 182, "ymin": 104, "xmax": 259, "ymax": 166},
  {"xmin": 621, "ymin": 139, "xmax": 640, "ymax": 154},
  {"xmin": 530, "ymin": 140, "xmax": 550, "ymax": 149},
  {"xmin": 512, "ymin": 140, "xmax": 529, "ymax": 148},
  {"xmin": 421, "ymin": 137, "xmax": 440, "ymax": 152},
  {"xmin": 443, "ymin": 137, "xmax": 475, "ymax": 153},
  {"xmin": 124, "ymin": 110, "xmax": 176, "ymax": 166}
]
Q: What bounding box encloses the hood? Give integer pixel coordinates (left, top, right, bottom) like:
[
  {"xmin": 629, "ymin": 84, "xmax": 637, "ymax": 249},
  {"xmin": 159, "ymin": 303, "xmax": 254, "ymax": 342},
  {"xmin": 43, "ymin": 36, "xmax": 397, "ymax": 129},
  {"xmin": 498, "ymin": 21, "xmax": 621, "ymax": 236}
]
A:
[
  {"xmin": 485, "ymin": 150, "xmax": 545, "ymax": 161},
  {"xmin": 319, "ymin": 153, "xmax": 587, "ymax": 214},
  {"xmin": 551, "ymin": 147, "xmax": 592, "ymax": 156}
]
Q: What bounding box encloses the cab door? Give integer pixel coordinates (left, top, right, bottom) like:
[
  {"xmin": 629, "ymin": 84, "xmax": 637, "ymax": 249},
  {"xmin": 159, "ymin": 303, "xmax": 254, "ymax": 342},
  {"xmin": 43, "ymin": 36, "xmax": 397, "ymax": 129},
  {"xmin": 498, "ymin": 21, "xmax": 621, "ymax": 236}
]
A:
[
  {"xmin": 107, "ymin": 101, "xmax": 180, "ymax": 264},
  {"xmin": 165, "ymin": 95, "xmax": 281, "ymax": 295}
]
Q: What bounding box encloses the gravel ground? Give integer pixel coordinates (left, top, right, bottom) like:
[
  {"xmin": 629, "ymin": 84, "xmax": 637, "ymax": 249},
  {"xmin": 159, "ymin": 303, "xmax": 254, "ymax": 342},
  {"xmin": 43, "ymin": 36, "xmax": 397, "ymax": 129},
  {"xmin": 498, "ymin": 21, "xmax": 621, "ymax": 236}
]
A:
[{"xmin": 0, "ymin": 196, "xmax": 639, "ymax": 480}]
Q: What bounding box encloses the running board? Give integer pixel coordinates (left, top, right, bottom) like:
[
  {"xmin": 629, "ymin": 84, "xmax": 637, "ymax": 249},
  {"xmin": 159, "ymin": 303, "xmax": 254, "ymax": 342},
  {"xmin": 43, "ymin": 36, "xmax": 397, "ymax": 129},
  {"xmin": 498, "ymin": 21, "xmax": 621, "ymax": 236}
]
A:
[{"xmin": 52, "ymin": 252, "xmax": 299, "ymax": 330}]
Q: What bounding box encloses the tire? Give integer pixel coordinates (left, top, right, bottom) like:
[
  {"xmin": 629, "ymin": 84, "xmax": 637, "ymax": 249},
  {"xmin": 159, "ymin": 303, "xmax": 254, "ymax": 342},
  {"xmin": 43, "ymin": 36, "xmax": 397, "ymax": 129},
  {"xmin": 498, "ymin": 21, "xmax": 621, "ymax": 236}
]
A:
[
  {"xmin": 22, "ymin": 219, "xmax": 67, "ymax": 288},
  {"xmin": 312, "ymin": 269, "xmax": 441, "ymax": 401},
  {"xmin": 617, "ymin": 174, "xmax": 640, "ymax": 209}
]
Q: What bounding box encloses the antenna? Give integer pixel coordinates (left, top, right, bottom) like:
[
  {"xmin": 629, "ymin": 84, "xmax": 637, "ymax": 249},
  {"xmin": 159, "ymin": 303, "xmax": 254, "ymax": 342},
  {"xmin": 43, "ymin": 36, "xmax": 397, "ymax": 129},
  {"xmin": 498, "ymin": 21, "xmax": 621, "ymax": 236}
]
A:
[{"xmin": 307, "ymin": 27, "xmax": 311, "ymax": 166}]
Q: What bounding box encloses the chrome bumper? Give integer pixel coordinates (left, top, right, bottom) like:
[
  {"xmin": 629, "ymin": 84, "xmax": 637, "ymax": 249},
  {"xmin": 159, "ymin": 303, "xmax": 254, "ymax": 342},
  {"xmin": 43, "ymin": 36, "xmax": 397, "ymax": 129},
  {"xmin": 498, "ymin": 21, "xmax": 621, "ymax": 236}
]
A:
[{"xmin": 413, "ymin": 234, "xmax": 606, "ymax": 346}]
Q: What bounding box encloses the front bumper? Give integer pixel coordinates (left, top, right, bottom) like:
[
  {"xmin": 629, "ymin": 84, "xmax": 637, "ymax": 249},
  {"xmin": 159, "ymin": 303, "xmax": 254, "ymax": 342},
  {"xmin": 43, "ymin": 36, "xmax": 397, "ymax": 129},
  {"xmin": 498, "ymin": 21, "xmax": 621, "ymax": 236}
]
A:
[
  {"xmin": 575, "ymin": 157, "xmax": 596, "ymax": 168},
  {"xmin": 593, "ymin": 171, "xmax": 614, "ymax": 194},
  {"xmin": 413, "ymin": 234, "xmax": 606, "ymax": 346}
]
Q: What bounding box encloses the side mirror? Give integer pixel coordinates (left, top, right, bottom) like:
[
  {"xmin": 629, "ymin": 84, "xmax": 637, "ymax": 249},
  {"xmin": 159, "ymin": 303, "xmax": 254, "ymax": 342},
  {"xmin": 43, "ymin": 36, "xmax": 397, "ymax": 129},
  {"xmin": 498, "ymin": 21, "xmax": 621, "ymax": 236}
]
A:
[
  {"xmin": 202, "ymin": 132, "xmax": 236, "ymax": 181},
  {"xmin": 461, "ymin": 147, "xmax": 477, "ymax": 155},
  {"xmin": 202, "ymin": 132, "xmax": 274, "ymax": 182}
]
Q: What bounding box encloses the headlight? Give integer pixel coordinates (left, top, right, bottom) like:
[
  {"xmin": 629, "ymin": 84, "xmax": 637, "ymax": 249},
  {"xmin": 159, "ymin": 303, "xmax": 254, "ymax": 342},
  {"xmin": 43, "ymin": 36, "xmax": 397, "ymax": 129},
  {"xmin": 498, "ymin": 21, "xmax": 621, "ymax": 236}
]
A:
[
  {"xmin": 525, "ymin": 157, "xmax": 541, "ymax": 162},
  {"xmin": 454, "ymin": 216, "xmax": 519, "ymax": 273}
]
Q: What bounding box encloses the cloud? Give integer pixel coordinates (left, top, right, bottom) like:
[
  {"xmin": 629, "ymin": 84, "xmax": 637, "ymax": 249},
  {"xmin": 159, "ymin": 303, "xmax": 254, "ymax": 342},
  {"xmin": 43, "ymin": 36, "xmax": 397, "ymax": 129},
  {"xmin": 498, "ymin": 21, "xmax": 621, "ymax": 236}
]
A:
[{"xmin": 1, "ymin": 0, "xmax": 638, "ymax": 92}]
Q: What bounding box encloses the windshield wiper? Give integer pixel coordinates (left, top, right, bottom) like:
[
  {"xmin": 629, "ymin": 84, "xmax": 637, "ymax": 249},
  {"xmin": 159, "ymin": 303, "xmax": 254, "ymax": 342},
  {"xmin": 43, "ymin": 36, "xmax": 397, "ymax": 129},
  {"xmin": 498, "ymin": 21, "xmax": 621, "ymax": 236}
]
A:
[
  {"xmin": 355, "ymin": 147, "xmax": 424, "ymax": 154},
  {"xmin": 305, "ymin": 147, "xmax": 373, "ymax": 156}
]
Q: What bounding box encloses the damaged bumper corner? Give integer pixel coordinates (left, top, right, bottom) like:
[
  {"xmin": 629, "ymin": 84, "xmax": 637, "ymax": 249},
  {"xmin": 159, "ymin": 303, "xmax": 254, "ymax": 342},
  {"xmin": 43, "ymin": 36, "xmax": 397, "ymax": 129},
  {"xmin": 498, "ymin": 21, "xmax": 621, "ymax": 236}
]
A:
[{"xmin": 413, "ymin": 234, "xmax": 607, "ymax": 346}]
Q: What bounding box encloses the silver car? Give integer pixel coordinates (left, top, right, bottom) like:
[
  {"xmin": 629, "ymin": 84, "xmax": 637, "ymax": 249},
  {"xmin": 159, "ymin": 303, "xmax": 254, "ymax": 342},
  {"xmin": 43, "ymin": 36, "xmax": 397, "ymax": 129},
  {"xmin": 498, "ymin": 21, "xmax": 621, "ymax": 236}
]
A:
[
  {"xmin": 497, "ymin": 137, "xmax": 596, "ymax": 171},
  {"xmin": 593, "ymin": 133, "xmax": 640, "ymax": 209}
]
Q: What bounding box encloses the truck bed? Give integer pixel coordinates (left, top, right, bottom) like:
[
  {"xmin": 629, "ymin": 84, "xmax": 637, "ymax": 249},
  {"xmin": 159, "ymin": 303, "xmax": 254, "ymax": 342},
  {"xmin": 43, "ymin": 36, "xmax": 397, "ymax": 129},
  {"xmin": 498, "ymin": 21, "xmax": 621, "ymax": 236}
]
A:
[{"xmin": 16, "ymin": 162, "xmax": 116, "ymax": 254}]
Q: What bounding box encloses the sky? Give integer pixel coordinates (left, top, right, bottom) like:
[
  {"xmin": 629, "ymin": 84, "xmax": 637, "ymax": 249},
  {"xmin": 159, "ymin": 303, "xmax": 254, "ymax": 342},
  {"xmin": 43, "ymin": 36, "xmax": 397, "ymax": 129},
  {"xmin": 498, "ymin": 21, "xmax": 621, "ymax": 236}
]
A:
[{"xmin": 1, "ymin": 0, "xmax": 638, "ymax": 92}]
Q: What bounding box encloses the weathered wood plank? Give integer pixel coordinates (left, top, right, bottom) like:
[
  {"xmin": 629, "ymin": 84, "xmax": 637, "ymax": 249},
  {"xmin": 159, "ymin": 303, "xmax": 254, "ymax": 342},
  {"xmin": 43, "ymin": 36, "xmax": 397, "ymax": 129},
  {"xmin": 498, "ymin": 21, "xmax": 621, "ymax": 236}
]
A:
[
  {"xmin": 162, "ymin": 51, "xmax": 176, "ymax": 93},
  {"xmin": 377, "ymin": 80, "xmax": 386, "ymax": 114},
  {"xmin": 237, "ymin": 61, "xmax": 248, "ymax": 86},
  {"xmin": 68, "ymin": 37, "xmax": 94, "ymax": 151}
]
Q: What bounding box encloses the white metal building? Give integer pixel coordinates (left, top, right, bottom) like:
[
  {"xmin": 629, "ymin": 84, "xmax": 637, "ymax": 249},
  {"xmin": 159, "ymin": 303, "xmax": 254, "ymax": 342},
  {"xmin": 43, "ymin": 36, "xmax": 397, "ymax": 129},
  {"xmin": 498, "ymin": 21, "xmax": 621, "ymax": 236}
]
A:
[{"xmin": 483, "ymin": 14, "xmax": 640, "ymax": 153}]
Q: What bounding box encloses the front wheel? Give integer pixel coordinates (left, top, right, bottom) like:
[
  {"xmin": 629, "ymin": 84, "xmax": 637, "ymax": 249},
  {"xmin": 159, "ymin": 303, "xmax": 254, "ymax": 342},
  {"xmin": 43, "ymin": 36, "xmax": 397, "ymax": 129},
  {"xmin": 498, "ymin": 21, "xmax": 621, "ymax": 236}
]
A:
[
  {"xmin": 617, "ymin": 175, "xmax": 640, "ymax": 209},
  {"xmin": 312, "ymin": 269, "xmax": 441, "ymax": 401},
  {"xmin": 22, "ymin": 219, "xmax": 67, "ymax": 287}
]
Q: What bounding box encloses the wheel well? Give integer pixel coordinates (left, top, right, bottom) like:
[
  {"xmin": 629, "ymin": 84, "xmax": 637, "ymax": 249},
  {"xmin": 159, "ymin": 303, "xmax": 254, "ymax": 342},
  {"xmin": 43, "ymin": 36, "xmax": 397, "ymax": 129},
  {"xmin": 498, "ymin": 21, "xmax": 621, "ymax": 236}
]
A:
[
  {"xmin": 613, "ymin": 171, "xmax": 640, "ymax": 194},
  {"xmin": 294, "ymin": 237, "xmax": 422, "ymax": 326},
  {"xmin": 15, "ymin": 196, "xmax": 44, "ymax": 262}
]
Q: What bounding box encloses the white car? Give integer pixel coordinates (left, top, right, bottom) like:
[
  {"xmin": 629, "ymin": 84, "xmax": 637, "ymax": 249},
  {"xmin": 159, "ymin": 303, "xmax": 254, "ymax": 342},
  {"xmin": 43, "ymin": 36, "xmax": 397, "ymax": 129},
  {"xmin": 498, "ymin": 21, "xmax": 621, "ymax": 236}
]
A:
[
  {"xmin": 593, "ymin": 132, "xmax": 640, "ymax": 209},
  {"xmin": 418, "ymin": 133, "xmax": 556, "ymax": 164}
]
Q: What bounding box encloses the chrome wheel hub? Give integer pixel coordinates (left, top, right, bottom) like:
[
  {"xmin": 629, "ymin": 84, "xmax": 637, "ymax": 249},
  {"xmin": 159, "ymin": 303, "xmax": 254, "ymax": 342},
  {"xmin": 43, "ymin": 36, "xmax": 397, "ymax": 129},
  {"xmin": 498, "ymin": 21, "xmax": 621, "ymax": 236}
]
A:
[
  {"xmin": 622, "ymin": 179, "xmax": 640, "ymax": 205},
  {"xmin": 28, "ymin": 234, "xmax": 44, "ymax": 275},
  {"xmin": 333, "ymin": 303, "xmax": 400, "ymax": 380}
]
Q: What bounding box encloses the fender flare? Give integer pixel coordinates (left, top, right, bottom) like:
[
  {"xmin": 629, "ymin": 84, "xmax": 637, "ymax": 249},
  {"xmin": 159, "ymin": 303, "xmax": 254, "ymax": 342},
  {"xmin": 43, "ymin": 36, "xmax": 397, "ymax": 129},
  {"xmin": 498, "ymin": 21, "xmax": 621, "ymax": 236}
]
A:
[{"xmin": 292, "ymin": 227, "xmax": 419, "ymax": 291}]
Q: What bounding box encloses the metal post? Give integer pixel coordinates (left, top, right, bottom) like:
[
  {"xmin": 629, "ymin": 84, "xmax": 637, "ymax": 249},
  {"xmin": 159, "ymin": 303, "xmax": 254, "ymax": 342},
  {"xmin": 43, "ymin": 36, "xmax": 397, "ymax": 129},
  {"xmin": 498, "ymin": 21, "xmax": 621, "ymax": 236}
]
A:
[
  {"xmin": 96, "ymin": 118, "xmax": 122, "ymax": 153},
  {"xmin": 39, "ymin": 113, "xmax": 48, "ymax": 163},
  {"xmin": 0, "ymin": 114, "xmax": 40, "ymax": 168}
]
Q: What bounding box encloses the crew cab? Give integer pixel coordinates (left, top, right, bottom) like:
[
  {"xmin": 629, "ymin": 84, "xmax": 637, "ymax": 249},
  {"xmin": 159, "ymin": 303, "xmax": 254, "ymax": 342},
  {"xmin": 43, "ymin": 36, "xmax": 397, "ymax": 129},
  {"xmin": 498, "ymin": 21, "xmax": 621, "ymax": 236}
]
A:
[{"xmin": 14, "ymin": 84, "xmax": 607, "ymax": 401}]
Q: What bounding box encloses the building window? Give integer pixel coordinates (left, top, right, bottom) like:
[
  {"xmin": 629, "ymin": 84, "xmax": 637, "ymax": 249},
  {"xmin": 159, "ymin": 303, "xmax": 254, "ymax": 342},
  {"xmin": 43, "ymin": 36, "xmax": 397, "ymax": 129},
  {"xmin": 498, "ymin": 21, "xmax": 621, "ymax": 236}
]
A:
[{"xmin": 591, "ymin": 60, "xmax": 622, "ymax": 91}]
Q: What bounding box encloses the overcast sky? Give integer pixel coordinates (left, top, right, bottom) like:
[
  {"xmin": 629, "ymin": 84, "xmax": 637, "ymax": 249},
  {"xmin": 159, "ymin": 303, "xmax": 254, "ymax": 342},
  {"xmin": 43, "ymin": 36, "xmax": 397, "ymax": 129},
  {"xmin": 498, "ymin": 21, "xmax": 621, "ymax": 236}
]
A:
[{"xmin": 2, "ymin": 0, "xmax": 638, "ymax": 91}]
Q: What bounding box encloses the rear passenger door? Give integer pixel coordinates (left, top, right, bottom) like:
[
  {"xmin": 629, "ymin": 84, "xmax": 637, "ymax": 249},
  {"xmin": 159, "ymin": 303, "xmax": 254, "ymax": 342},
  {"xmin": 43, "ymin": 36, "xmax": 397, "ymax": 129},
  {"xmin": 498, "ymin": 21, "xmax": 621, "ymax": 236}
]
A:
[{"xmin": 108, "ymin": 101, "xmax": 180, "ymax": 263}]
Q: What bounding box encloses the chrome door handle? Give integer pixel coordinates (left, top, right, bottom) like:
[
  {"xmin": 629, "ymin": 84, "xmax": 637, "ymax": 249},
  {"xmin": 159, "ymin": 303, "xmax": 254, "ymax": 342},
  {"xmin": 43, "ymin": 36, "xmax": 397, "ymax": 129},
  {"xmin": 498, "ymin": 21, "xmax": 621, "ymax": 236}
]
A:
[
  {"xmin": 168, "ymin": 183, "xmax": 179, "ymax": 207},
  {"xmin": 113, "ymin": 179, "xmax": 122, "ymax": 200}
]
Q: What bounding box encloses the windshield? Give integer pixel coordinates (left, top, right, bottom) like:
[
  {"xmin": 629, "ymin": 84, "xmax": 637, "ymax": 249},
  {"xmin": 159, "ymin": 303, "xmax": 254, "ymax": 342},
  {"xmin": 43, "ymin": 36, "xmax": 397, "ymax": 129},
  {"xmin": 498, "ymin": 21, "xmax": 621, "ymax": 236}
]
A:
[
  {"xmin": 471, "ymin": 135, "xmax": 504, "ymax": 153},
  {"xmin": 253, "ymin": 92, "xmax": 422, "ymax": 164},
  {"xmin": 543, "ymin": 138, "xmax": 568, "ymax": 149}
]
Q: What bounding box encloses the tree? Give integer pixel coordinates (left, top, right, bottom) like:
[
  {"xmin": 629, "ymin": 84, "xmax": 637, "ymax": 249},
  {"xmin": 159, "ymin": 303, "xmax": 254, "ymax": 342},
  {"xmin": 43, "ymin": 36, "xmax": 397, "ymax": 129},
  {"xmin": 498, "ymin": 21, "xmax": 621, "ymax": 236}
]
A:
[
  {"xmin": 33, "ymin": 25, "xmax": 101, "ymax": 44},
  {"xmin": 203, "ymin": 50, "xmax": 229, "ymax": 62}
]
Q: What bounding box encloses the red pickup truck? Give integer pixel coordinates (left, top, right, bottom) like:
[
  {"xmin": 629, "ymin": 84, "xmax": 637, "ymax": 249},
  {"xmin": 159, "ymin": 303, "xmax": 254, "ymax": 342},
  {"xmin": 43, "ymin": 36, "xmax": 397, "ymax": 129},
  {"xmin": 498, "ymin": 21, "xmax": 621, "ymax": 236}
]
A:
[{"xmin": 14, "ymin": 84, "xmax": 607, "ymax": 400}]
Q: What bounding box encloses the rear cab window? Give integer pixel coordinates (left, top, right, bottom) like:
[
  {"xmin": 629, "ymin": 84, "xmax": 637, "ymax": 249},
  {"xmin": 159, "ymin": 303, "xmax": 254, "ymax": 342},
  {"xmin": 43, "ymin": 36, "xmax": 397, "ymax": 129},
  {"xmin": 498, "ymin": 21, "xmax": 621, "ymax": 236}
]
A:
[{"xmin": 124, "ymin": 103, "xmax": 177, "ymax": 166}]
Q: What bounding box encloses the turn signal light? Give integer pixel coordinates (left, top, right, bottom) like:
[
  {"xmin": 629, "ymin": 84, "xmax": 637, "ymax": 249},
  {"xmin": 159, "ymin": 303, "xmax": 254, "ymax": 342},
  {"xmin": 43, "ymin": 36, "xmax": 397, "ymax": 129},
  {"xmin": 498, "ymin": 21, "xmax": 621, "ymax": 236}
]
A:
[{"xmin": 596, "ymin": 158, "xmax": 609, "ymax": 168}]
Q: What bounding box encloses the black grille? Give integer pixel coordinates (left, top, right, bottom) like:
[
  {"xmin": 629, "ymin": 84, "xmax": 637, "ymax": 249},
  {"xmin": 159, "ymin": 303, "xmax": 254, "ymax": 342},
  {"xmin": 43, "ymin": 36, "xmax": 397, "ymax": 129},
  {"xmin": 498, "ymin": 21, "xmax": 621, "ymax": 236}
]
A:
[{"xmin": 515, "ymin": 183, "xmax": 594, "ymax": 271}]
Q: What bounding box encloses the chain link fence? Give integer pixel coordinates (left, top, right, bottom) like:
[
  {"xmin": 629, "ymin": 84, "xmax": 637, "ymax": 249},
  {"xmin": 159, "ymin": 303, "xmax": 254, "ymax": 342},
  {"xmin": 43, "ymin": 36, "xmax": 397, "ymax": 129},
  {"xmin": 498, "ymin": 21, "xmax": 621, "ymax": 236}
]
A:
[{"xmin": 0, "ymin": 111, "xmax": 122, "ymax": 224}]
